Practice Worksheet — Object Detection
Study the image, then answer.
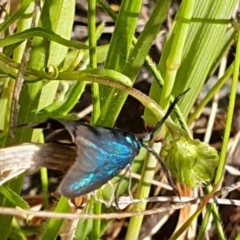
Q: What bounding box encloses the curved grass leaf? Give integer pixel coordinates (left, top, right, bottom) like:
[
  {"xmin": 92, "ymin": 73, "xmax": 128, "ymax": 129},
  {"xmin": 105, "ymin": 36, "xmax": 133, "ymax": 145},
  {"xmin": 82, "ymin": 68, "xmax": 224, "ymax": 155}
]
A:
[{"xmin": 0, "ymin": 27, "xmax": 88, "ymax": 49}]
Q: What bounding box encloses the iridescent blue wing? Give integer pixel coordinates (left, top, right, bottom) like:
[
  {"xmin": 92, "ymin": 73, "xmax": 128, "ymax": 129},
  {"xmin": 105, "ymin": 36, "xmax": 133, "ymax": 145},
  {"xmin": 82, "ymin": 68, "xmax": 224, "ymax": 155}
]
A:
[{"xmin": 58, "ymin": 121, "xmax": 142, "ymax": 198}]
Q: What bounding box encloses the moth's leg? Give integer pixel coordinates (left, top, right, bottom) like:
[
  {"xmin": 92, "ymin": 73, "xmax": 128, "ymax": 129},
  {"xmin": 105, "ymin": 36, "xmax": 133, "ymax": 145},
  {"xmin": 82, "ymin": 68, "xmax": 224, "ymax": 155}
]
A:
[
  {"xmin": 106, "ymin": 180, "xmax": 115, "ymax": 207},
  {"xmin": 114, "ymin": 164, "xmax": 132, "ymax": 210},
  {"xmin": 91, "ymin": 181, "xmax": 115, "ymax": 208},
  {"xmin": 127, "ymin": 166, "xmax": 133, "ymax": 201}
]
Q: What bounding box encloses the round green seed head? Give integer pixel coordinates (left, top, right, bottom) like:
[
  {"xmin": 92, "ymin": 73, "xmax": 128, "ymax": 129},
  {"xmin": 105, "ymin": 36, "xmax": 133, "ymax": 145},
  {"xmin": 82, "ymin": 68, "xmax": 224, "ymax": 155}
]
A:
[{"xmin": 161, "ymin": 138, "xmax": 219, "ymax": 187}]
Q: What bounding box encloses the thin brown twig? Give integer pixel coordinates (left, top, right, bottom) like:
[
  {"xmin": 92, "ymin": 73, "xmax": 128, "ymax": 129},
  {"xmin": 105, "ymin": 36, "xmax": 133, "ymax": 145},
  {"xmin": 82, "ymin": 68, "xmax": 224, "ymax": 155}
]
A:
[
  {"xmin": 0, "ymin": 194, "xmax": 240, "ymax": 220},
  {"xmin": 0, "ymin": 203, "xmax": 188, "ymax": 220},
  {"xmin": 9, "ymin": 0, "xmax": 39, "ymax": 142}
]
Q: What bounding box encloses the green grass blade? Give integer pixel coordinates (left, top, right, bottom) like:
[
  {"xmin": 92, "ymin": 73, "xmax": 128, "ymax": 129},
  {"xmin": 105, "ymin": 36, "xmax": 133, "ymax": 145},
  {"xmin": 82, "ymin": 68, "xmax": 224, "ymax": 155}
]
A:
[
  {"xmin": 0, "ymin": 186, "xmax": 29, "ymax": 209},
  {"xmin": 146, "ymin": 0, "xmax": 237, "ymax": 119},
  {"xmin": 41, "ymin": 197, "xmax": 70, "ymax": 240},
  {"xmin": 0, "ymin": 27, "xmax": 88, "ymax": 49},
  {"xmin": 97, "ymin": 0, "xmax": 172, "ymax": 127},
  {"xmin": 159, "ymin": 0, "xmax": 195, "ymax": 111},
  {"xmin": 99, "ymin": 0, "xmax": 142, "ymax": 106},
  {"xmin": 0, "ymin": 0, "xmax": 32, "ymax": 33}
]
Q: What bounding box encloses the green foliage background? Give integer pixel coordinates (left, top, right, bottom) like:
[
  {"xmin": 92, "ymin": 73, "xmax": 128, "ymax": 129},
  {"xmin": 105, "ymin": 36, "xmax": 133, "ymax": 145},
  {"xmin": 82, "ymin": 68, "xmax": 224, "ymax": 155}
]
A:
[{"xmin": 0, "ymin": 0, "xmax": 238, "ymax": 239}]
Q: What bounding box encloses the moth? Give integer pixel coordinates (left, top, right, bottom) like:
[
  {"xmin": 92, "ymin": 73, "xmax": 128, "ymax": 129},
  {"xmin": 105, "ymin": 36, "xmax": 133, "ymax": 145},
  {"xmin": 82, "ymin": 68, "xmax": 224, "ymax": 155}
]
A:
[{"xmin": 24, "ymin": 91, "xmax": 187, "ymax": 198}]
